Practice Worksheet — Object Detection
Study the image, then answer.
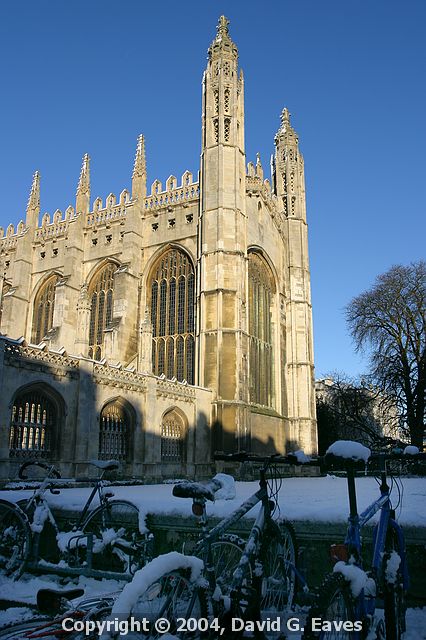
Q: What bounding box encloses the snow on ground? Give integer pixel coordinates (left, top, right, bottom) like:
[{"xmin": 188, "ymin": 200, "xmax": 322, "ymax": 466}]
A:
[{"xmin": 1, "ymin": 475, "xmax": 425, "ymax": 531}]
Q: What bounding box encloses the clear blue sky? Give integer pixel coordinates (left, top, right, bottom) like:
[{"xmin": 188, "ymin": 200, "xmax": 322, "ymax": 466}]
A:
[{"xmin": 0, "ymin": 1, "xmax": 425, "ymax": 378}]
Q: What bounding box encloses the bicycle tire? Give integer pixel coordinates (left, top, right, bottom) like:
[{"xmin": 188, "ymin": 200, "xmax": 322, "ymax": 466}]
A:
[
  {"xmin": 0, "ymin": 617, "xmax": 52, "ymax": 640},
  {"xmin": 302, "ymin": 572, "xmax": 355, "ymax": 640},
  {"xmin": 383, "ymin": 529, "xmax": 406, "ymax": 640},
  {"xmin": 83, "ymin": 500, "xmax": 146, "ymax": 574},
  {"xmin": 0, "ymin": 499, "xmax": 31, "ymax": 579},
  {"xmin": 258, "ymin": 520, "xmax": 297, "ymax": 637},
  {"xmin": 211, "ymin": 535, "xmax": 252, "ymax": 596}
]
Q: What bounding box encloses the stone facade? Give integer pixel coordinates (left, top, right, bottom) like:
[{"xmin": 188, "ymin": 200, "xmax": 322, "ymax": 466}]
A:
[{"xmin": 0, "ymin": 17, "xmax": 317, "ymax": 480}]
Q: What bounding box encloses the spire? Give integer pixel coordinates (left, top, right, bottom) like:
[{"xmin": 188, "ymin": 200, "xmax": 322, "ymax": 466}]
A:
[
  {"xmin": 208, "ymin": 15, "xmax": 238, "ymax": 60},
  {"xmin": 255, "ymin": 153, "xmax": 263, "ymax": 179},
  {"xmin": 26, "ymin": 171, "xmax": 40, "ymax": 227},
  {"xmin": 132, "ymin": 134, "xmax": 147, "ymax": 199},
  {"xmin": 276, "ymin": 107, "xmax": 298, "ymax": 144},
  {"xmin": 76, "ymin": 153, "xmax": 90, "ymax": 214}
]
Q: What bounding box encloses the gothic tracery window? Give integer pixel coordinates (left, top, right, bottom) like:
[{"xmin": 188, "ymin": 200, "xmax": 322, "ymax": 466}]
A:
[
  {"xmin": 9, "ymin": 388, "xmax": 57, "ymax": 458},
  {"xmin": 248, "ymin": 253, "xmax": 275, "ymax": 407},
  {"xmin": 98, "ymin": 400, "xmax": 131, "ymax": 462},
  {"xmin": 31, "ymin": 275, "xmax": 59, "ymax": 344},
  {"xmin": 150, "ymin": 249, "xmax": 195, "ymax": 384},
  {"xmin": 161, "ymin": 410, "xmax": 185, "ymax": 463},
  {"xmin": 88, "ymin": 263, "xmax": 116, "ymax": 360}
]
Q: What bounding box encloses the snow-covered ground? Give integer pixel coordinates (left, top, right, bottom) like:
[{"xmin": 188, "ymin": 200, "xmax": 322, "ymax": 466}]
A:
[
  {"xmin": 1, "ymin": 475, "xmax": 425, "ymax": 532},
  {"xmin": 0, "ymin": 475, "xmax": 425, "ymax": 636}
]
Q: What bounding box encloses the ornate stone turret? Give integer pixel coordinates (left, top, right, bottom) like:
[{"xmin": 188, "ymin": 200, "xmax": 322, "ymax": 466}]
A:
[
  {"xmin": 25, "ymin": 171, "xmax": 40, "ymax": 228},
  {"xmin": 132, "ymin": 134, "xmax": 146, "ymax": 200},
  {"xmin": 198, "ymin": 16, "xmax": 248, "ymax": 450},
  {"xmin": 76, "ymin": 153, "xmax": 90, "ymax": 215},
  {"xmin": 274, "ymin": 108, "xmax": 305, "ymax": 220},
  {"xmin": 274, "ymin": 108, "xmax": 315, "ymax": 452}
]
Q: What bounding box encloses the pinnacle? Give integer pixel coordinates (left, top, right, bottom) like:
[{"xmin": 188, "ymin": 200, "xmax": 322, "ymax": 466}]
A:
[
  {"xmin": 281, "ymin": 107, "xmax": 291, "ymax": 127},
  {"xmin": 77, "ymin": 153, "xmax": 90, "ymax": 195},
  {"xmin": 133, "ymin": 133, "xmax": 146, "ymax": 178},
  {"xmin": 27, "ymin": 170, "xmax": 40, "ymax": 210},
  {"xmin": 208, "ymin": 14, "xmax": 237, "ymax": 59}
]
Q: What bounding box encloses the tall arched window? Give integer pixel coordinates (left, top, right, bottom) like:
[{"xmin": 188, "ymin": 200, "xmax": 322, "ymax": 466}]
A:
[
  {"xmin": 9, "ymin": 388, "xmax": 58, "ymax": 458},
  {"xmin": 161, "ymin": 409, "xmax": 185, "ymax": 463},
  {"xmin": 31, "ymin": 275, "xmax": 59, "ymax": 344},
  {"xmin": 149, "ymin": 249, "xmax": 195, "ymax": 383},
  {"xmin": 98, "ymin": 400, "xmax": 132, "ymax": 462},
  {"xmin": 248, "ymin": 253, "xmax": 275, "ymax": 407},
  {"xmin": 88, "ymin": 263, "xmax": 116, "ymax": 360}
]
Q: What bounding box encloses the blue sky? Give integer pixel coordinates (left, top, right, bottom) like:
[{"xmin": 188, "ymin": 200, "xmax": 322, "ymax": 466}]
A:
[{"xmin": 0, "ymin": 1, "xmax": 425, "ymax": 378}]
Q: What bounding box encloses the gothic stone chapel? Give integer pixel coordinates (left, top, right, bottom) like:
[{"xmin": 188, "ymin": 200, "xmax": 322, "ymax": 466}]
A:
[{"xmin": 0, "ymin": 17, "xmax": 317, "ymax": 480}]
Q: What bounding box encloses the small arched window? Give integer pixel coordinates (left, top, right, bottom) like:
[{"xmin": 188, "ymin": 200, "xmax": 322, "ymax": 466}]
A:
[
  {"xmin": 161, "ymin": 410, "xmax": 186, "ymax": 463},
  {"xmin": 0, "ymin": 281, "xmax": 11, "ymax": 329},
  {"xmin": 9, "ymin": 388, "xmax": 58, "ymax": 458},
  {"xmin": 88, "ymin": 263, "xmax": 116, "ymax": 360},
  {"xmin": 31, "ymin": 275, "xmax": 59, "ymax": 344},
  {"xmin": 149, "ymin": 249, "xmax": 195, "ymax": 383},
  {"xmin": 98, "ymin": 400, "xmax": 132, "ymax": 462},
  {"xmin": 248, "ymin": 253, "xmax": 275, "ymax": 407}
]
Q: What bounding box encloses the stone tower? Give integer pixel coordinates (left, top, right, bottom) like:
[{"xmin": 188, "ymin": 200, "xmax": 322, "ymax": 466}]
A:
[{"xmin": 198, "ymin": 16, "xmax": 249, "ymax": 450}]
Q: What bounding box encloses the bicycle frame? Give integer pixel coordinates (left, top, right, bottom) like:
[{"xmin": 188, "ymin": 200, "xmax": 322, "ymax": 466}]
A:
[
  {"xmin": 187, "ymin": 463, "xmax": 305, "ymax": 616},
  {"xmin": 340, "ymin": 460, "xmax": 408, "ymax": 632},
  {"xmin": 18, "ymin": 465, "xmax": 138, "ymax": 581}
]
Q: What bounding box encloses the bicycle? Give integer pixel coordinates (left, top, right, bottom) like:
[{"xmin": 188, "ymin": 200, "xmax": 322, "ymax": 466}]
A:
[
  {"xmin": 0, "ymin": 459, "xmax": 152, "ymax": 580},
  {"xmin": 0, "ymin": 585, "xmax": 119, "ymax": 640},
  {"xmin": 302, "ymin": 441, "xmax": 426, "ymax": 640},
  {"xmin": 102, "ymin": 452, "xmax": 308, "ymax": 639}
]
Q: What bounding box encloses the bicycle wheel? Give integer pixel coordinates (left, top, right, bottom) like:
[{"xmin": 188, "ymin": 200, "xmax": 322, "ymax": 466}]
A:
[
  {"xmin": 302, "ymin": 573, "xmax": 355, "ymax": 639},
  {"xmin": 383, "ymin": 531, "xmax": 406, "ymax": 640},
  {"xmin": 211, "ymin": 534, "xmax": 252, "ymax": 596},
  {"xmin": 259, "ymin": 521, "xmax": 297, "ymax": 635},
  {"xmin": 83, "ymin": 500, "xmax": 146, "ymax": 574},
  {"xmin": 0, "ymin": 499, "xmax": 31, "ymax": 579},
  {"xmin": 132, "ymin": 570, "xmax": 205, "ymax": 639},
  {"xmin": 0, "ymin": 618, "xmax": 52, "ymax": 640}
]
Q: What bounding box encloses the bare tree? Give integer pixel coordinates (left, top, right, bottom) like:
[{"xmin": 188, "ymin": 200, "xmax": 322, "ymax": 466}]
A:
[
  {"xmin": 316, "ymin": 374, "xmax": 399, "ymax": 454},
  {"xmin": 346, "ymin": 261, "xmax": 426, "ymax": 448}
]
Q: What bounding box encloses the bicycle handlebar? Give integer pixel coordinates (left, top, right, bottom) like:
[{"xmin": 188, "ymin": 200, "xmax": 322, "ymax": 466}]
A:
[{"xmin": 18, "ymin": 460, "xmax": 61, "ymax": 481}]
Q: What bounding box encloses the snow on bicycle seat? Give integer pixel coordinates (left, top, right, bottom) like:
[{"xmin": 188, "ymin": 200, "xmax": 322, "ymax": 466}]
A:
[
  {"xmin": 325, "ymin": 441, "xmax": 371, "ymax": 466},
  {"xmin": 173, "ymin": 479, "xmax": 221, "ymax": 501},
  {"xmin": 89, "ymin": 459, "xmax": 120, "ymax": 471},
  {"xmin": 37, "ymin": 588, "xmax": 84, "ymax": 613}
]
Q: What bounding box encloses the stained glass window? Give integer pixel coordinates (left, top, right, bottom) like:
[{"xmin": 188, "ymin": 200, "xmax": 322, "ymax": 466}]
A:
[
  {"xmin": 150, "ymin": 249, "xmax": 195, "ymax": 383},
  {"xmin": 9, "ymin": 389, "xmax": 56, "ymax": 458},
  {"xmin": 31, "ymin": 275, "xmax": 59, "ymax": 344},
  {"xmin": 248, "ymin": 253, "xmax": 275, "ymax": 407},
  {"xmin": 161, "ymin": 410, "xmax": 185, "ymax": 462},
  {"xmin": 88, "ymin": 263, "xmax": 116, "ymax": 360},
  {"xmin": 99, "ymin": 401, "xmax": 131, "ymax": 461}
]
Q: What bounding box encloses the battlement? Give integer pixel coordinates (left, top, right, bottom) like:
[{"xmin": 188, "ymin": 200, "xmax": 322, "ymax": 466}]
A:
[
  {"xmin": 86, "ymin": 189, "xmax": 130, "ymax": 228},
  {"xmin": 144, "ymin": 171, "xmax": 199, "ymax": 213}
]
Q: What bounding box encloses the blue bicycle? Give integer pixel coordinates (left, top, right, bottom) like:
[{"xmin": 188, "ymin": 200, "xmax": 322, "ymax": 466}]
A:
[{"xmin": 303, "ymin": 442, "xmax": 425, "ymax": 640}]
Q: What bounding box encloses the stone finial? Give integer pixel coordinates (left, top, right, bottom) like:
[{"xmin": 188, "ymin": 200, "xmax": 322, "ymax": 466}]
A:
[
  {"xmin": 76, "ymin": 153, "xmax": 91, "ymax": 214},
  {"xmin": 132, "ymin": 134, "xmax": 147, "ymax": 200},
  {"xmin": 256, "ymin": 153, "xmax": 263, "ymax": 179},
  {"xmin": 276, "ymin": 107, "xmax": 298, "ymax": 145},
  {"xmin": 26, "ymin": 171, "xmax": 40, "ymax": 227},
  {"xmin": 217, "ymin": 15, "xmax": 230, "ymax": 38},
  {"xmin": 208, "ymin": 15, "xmax": 237, "ymax": 59},
  {"xmin": 281, "ymin": 107, "xmax": 291, "ymax": 127}
]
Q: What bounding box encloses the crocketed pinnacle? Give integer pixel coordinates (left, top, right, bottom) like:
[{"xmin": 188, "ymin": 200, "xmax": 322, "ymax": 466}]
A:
[
  {"xmin": 208, "ymin": 15, "xmax": 238, "ymax": 59},
  {"xmin": 76, "ymin": 153, "xmax": 90, "ymax": 197},
  {"xmin": 276, "ymin": 107, "xmax": 298, "ymax": 144},
  {"xmin": 132, "ymin": 134, "xmax": 146, "ymax": 179},
  {"xmin": 27, "ymin": 171, "xmax": 40, "ymax": 211}
]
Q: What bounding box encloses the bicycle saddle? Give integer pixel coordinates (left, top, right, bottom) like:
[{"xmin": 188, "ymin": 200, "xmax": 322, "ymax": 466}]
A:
[
  {"xmin": 37, "ymin": 588, "xmax": 85, "ymax": 613},
  {"xmin": 89, "ymin": 459, "xmax": 120, "ymax": 471},
  {"xmin": 173, "ymin": 479, "xmax": 220, "ymax": 501}
]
